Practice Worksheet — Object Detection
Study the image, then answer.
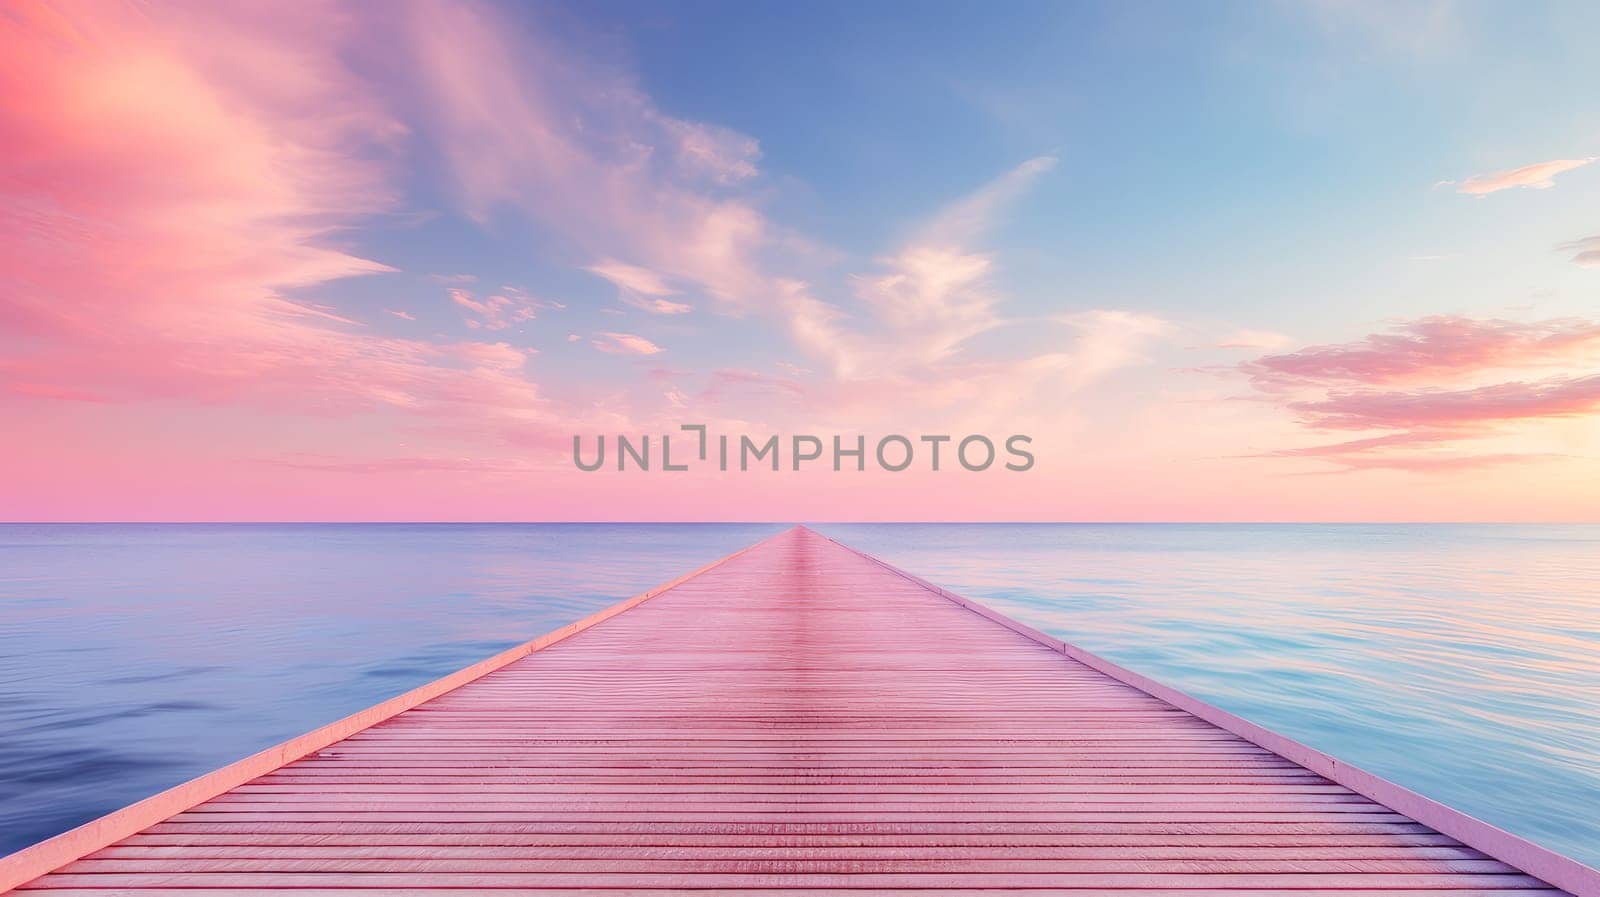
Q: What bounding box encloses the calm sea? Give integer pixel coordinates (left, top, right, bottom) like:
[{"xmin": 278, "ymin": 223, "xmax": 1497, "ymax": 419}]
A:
[{"xmin": 1, "ymin": 523, "xmax": 1596, "ymax": 868}]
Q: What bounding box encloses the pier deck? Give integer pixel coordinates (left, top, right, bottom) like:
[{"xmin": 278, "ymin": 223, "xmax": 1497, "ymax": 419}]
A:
[{"xmin": 3, "ymin": 526, "xmax": 1593, "ymax": 895}]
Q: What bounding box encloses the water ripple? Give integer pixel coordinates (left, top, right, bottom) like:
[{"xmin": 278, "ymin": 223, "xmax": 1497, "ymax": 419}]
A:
[
  {"xmin": 816, "ymin": 522, "xmax": 1600, "ymax": 870},
  {"xmin": 0, "ymin": 522, "xmax": 784, "ymax": 855}
]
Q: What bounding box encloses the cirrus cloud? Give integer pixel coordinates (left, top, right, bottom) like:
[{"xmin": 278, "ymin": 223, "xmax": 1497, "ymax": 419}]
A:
[
  {"xmin": 1556, "ymin": 234, "xmax": 1600, "ymax": 268},
  {"xmin": 1444, "ymin": 156, "xmax": 1596, "ymax": 195},
  {"xmin": 586, "ymin": 261, "xmax": 693, "ymax": 314},
  {"xmin": 448, "ymin": 286, "xmax": 564, "ymax": 330},
  {"xmin": 591, "ymin": 332, "xmax": 664, "ymax": 356}
]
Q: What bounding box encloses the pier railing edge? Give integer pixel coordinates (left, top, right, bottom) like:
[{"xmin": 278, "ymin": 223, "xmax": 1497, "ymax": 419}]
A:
[
  {"xmin": 0, "ymin": 525, "xmax": 794, "ymax": 894},
  {"xmin": 812, "ymin": 526, "xmax": 1600, "ymax": 897}
]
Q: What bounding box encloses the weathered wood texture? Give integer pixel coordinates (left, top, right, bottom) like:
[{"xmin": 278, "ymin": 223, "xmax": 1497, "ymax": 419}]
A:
[{"xmin": 7, "ymin": 526, "xmax": 1585, "ymax": 895}]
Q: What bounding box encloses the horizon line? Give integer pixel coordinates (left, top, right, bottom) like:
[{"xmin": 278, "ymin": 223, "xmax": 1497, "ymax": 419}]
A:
[{"xmin": 3, "ymin": 520, "xmax": 1596, "ymax": 526}]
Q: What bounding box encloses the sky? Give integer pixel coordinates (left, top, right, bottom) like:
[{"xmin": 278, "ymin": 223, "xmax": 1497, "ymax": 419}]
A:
[{"xmin": 3, "ymin": 0, "xmax": 1599, "ymax": 522}]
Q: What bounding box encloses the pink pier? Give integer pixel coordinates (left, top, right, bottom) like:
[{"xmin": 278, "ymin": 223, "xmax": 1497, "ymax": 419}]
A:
[{"xmin": 3, "ymin": 526, "xmax": 1598, "ymax": 896}]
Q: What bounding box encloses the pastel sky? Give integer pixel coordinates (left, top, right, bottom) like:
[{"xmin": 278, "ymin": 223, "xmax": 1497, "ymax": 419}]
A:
[{"xmin": 4, "ymin": 0, "xmax": 1600, "ymax": 521}]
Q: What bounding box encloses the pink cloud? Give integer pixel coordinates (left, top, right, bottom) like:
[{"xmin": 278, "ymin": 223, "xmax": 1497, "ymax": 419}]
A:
[
  {"xmin": 655, "ymin": 117, "xmax": 762, "ymax": 185},
  {"xmin": 1290, "ymin": 373, "xmax": 1600, "ymax": 431},
  {"xmin": 586, "ymin": 261, "xmax": 693, "ymax": 314},
  {"xmin": 1246, "ymin": 316, "xmax": 1600, "ymax": 387},
  {"xmin": 404, "ymin": 3, "xmax": 774, "ymax": 310},
  {"xmin": 1, "ymin": 2, "xmax": 394, "ymax": 402},
  {"xmin": 774, "ymin": 157, "xmax": 1103, "ymax": 391},
  {"xmin": 1332, "ymin": 453, "xmax": 1553, "ymax": 472},
  {"xmin": 1246, "ymin": 316, "xmax": 1600, "ymax": 475},
  {"xmin": 1268, "ymin": 431, "xmax": 1457, "ymax": 456},
  {"xmin": 699, "ymin": 368, "xmax": 807, "ymax": 404},
  {"xmin": 1297, "ymin": 452, "xmax": 1550, "ymax": 474},
  {"xmin": 1262, "ymin": 432, "xmax": 1554, "ymax": 475},
  {"xmin": 586, "ymin": 261, "xmax": 679, "ymax": 296},
  {"xmin": 401, "ymin": 10, "xmax": 1126, "ymax": 430},
  {"xmin": 448, "ymin": 286, "xmax": 563, "ymax": 330},
  {"xmin": 385, "ymin": 308, "xmax": 417, "ymax": 320},
  {"xmin": 1449, "ymin": 157, "xmax": 1596, "ymax": 195},
  {"xmin": 451, "ymin": 341, "xmax": 529, "ymax": 371},
  {"xmin": 591, "ymin": 332, "xmax": 663, "ymax": 355},
  {"xmin": 625, "ymin": 296, "xmax": 694, "ymax": 315},
  {"xmin": 0, "ymin": 1, "xmax": 611, "ymax": 467},
  {"xmin": 1557, "ymin": 234, "xmax": 1600, "ymax": 268}
]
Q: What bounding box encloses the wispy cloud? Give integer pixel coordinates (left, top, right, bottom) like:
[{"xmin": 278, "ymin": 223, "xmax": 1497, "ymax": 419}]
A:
[
  {"xmin": 448, "ymin": 286, "xmax": 564, "ymax": 330},
  {"xmin": 1290, "ymin": 373, "xmax": 1600, "ymax": 431},
  {"xmin": 1556, "ymin": 234, "xmax": 1600, "ymax": 268},
  {"xmin": 699, "ymin": 368, "xmax": 806, "ymax": 404},
  {"xmin": 1245, "ymin": 316, "xmax": 1600, "ymax": 387},
  {"xmin": 385, "ymin": 308, "xmax": 417, "ymax": 321},
  {"xmin": 1245, "ymin": 316, "xmax": 1600, "ymax": 473},
  {"xmin": 1216, "ymin": 329, "xmax": 1294, "ymax": 351},
  {"xmin": 752, "ymin": 156, "xmax": 1175, "ymax": 426},
  {"xmin": 652, "ymin": 116, "xmax": 762, "ymax": 185},
  {"xmin": 915, "ymin": 155, "xmax": 1057, "ymax": 247},
  {"xmin": 1261, "ymin": 431, "xmax": 1554, "ymax": 474},
  {"xmin": 1444, "ymin": 156, "xmax": 1596, "ymax": 196},
  {"xmin": 402, "ymin": 14, "xmax": 1148, "ymax": 425},
  {"xmin": 405, "ymin": 1, "xmax": 774, "ymax": 310},
  {"xmin": 591, "ymin": 332, "xmax": 664, "ymax": 355},
  {"xmin": 586, "ymin": 261, "xmax": 679, "ymax": 296},
  {"xmin": 586, "ymin": 261, "xmax": 693, "ymax": 314},
  {"xmin": 779, "ymin": 157, "xmax": 1064, "ymax": 380}
]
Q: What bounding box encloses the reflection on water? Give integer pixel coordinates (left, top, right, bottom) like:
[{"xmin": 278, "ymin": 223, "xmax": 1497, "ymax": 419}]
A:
[
  {"xmin": 1, "ymin": 523, "xmax": 1596, "ymax": 869},
  {"xmin": 814, "ymin": 523, "xmax": 1600, "ymax": 869},
  {"xmin": 0, "ymin": 523, "xmax": 783, "ymax": 855}
]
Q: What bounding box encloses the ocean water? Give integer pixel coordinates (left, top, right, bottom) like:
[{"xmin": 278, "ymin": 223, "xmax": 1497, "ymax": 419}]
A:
[
  {"xmin": 814, "ymin": 523, "xmax": 1600, "ymax": 869},
  {"xmin": 0, "ymin": 523, "xmax": 783, "ymax": 856},
  {"xmin": 1, "ymin": 524, "xmax": 1597, "ymax": 869}
]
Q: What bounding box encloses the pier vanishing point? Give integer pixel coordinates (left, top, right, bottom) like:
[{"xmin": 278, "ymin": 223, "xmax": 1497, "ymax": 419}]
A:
[{"xmin": 2, "ymin": 526, "xmax": 1597, "ymax": 895}]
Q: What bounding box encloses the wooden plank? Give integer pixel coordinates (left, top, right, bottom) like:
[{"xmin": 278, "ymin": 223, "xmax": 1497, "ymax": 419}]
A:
[
  {"xmin": 4, "ymin": 525, "xmax": 1594, "ymax": 895},
  {"xmin": 0, "ymin": 529, "xmax": 790, "ymax": 893}
]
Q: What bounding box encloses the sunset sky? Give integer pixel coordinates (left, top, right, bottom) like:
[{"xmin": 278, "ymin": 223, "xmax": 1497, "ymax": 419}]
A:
[{"xmin": 4, "ymin": 0, "xmax": 1599, "ymax": 521}]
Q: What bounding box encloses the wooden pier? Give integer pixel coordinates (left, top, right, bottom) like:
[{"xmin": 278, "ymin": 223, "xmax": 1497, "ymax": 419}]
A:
[{"xmin": 3, "ymin": 525, "xmax": 1596, "ymax": 895}]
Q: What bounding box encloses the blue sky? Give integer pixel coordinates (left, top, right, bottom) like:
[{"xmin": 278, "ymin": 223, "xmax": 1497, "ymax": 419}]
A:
[{"xmin": 353, "ymin": 0, "xmax": 1600, "ymax": 345}]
